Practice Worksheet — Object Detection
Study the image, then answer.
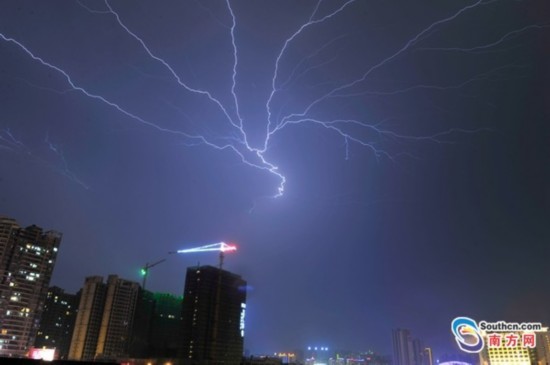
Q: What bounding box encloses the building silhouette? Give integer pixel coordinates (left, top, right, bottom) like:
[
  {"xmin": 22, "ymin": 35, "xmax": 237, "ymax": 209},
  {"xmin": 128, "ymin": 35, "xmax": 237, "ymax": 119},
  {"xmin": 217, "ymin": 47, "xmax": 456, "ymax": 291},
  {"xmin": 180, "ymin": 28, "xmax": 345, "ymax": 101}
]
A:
[
  {"xmin": 392, "ymin": 329, "xmax": 432, "ymax": 365},
  {"xmin": 392, "ymin": 329, "xmax": 413, "ymax": 365},
  {"xmin": 148, "ymin": 292, "xmax": 183, "ymax": 357},
  {"xmin": 180, "ymin": 265, "xmax": 247, "ymax": 365},
  {"xmin": 127, "ymin": 289, "xmax": 156, "ymax": 359},
  {"xmin": 34, "ymin": 286, "xmax": 79, "ymax": 359},
  {"xmin": 536, "ymin": 332, "xmax": 550, "ymax": 365},
  {"xmin": 68, "ymin": 276, "xmax": 105, "ymax": 361},
  {"xmin": 421, "ymin": 347, "xmax": 433, "ymax": 365},
  {"xmin": 68, "ymin": 275, "xmax": 139, "ymax": 361},
  {"xmin": 0, "ymin": 216, "xmax": 62, "ymax": 357},
  {"xmin": 128, "ymin": 290, "xmax": 183, "ymax": 359}
]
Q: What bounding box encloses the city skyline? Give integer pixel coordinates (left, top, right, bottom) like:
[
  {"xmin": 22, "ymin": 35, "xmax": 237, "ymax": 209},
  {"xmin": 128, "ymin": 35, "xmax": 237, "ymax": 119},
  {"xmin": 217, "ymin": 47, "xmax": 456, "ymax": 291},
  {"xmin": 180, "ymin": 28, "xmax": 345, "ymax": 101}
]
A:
[
  {"xmin": 0, "ymin": 213, "xmax": 428, "ymax": 361},
  {"xmin": 1, "ymin": 0, "xmax": 549, "ymax": 358}
]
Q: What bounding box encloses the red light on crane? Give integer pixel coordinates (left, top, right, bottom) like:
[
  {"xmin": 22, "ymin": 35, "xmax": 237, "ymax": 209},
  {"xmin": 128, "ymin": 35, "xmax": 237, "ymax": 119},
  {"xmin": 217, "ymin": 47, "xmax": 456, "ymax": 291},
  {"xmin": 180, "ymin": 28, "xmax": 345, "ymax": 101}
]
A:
[
  {"xmin": 221, "ymin": 242, "xmax": 237, "ymax": 252},
  {"xmin": 174, "ymin": 241, "xmax": 238, "ymax": 269}
]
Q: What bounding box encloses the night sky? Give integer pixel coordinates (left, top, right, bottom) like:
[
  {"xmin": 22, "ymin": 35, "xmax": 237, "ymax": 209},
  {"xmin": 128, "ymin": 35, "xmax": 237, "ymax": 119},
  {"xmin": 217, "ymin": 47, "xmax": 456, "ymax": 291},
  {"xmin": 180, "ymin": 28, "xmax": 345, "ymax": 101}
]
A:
[{"xmin": 1, "ymin": 0, "xmax": 549, "ymax": 358}]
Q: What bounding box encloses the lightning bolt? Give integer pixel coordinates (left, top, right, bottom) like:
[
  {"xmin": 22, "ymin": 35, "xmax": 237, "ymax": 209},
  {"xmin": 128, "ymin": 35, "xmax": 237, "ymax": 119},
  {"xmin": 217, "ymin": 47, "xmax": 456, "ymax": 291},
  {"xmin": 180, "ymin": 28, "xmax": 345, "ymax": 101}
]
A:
[
  {"xmin": 277, "ymin": 34, "xmax": 349, "ymax": 92},
  {"xmin": 272, "ymin": 0, "xmax": 494, "ymax": 132},
  {"xmin": 0, "ymin": 32, "xmax": 275, "ymax": 183},
  {"xmin": 265, "ymin": 0, "xmax": 357, "ymax": 142},
  {"xmin": 1, "ymin": 0, "xmax": 547, "ymax": 202},
  {"xmin": 331, "ymin": 64, "xmax": 528, "ymax": 98},
  {"xmin": 0, "ymin": 127, "xmax": 91, "ymax": 189},
  {"xmin": 418, "ymin": 23, "xmax": 550, "ymax": 53},
  {"xmin": 0, "ymin": 128, "xmax": 27, "ymax": 152},
  {"xmin": 45, "ymin": 134, "xmax": 91, "ymax": 190}
]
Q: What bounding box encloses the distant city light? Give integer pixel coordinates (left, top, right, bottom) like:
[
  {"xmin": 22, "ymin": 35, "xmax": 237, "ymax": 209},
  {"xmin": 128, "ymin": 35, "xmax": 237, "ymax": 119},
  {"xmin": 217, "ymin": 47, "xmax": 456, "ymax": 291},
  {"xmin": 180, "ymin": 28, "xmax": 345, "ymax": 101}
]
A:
[
  {"xmin": 28, "ymin": 348, "xmax": 55, "ymax": 361},
  {"xmin": 308, "ymin": 346, "xmax": 329, "ymax": 352}
]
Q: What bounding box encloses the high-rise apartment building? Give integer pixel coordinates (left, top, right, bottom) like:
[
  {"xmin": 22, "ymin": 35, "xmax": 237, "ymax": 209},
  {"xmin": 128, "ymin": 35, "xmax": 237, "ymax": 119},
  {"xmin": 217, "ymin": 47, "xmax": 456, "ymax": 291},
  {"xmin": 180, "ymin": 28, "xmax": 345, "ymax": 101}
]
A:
[
  {"xmin": 68, "ymin": 276, "xmax": 105, "ymax": 361},
  {"xmin": 34, "ymin": 286, "xmax": 79, "ymax": 359},
  {"xmin": 536, "ymin": 332, "xmax": 550, "ymax": 365},
  {"xmin": 392, "ymin": 329, "xmax": 414, "ymax": 365},
  {"xmin": 180, "ymin": 265, "xmax": 247, "ymax": 365},
  {"xmin": 421, "ymin": 347, "xmax": 433, "ymax": 365},
  {"xmin": 479, "ymin": 332, "xmax": 538, "ymax": 365},
  {"xmin": 0, "ymin": 216, "xmax": 62, "ymax": 357},
  {"xmin": 392, "ymin": 329, "xmax": 431, "ymax": 365},
  {"xmin": 68, "ymin": 275, "xmax": 139, "ymax": 361}
]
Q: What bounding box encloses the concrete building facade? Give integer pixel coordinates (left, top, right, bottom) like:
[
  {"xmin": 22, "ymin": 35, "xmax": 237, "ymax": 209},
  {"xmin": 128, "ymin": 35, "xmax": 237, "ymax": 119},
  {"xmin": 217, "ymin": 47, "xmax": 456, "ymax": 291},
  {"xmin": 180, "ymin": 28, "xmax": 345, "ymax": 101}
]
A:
[
  {"xmin": 68, "ymin": 275, "xmax": 139, "ymax": 361},
  {"xmin": 34, "ymin": 286, "xmax": 79, "ymax": 359}
]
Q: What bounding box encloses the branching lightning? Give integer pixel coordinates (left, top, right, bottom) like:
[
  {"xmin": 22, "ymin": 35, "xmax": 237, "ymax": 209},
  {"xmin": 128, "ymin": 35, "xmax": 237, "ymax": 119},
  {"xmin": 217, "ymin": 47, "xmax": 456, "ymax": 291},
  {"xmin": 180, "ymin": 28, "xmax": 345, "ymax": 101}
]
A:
[
  {"xmin": 265, "ymin": 0, "xmax": 357, "ymax": 139},
  {"xmin": 0, "ymin": 129, "xmax": 27, "ymax": 152},
  {"xmin": 0, "ymin": 127, "xmax": 91, "ymax": 189},
  {"xmin": 45, "ymin": 135, "xmax": 90, "ymax": 190},
  {"xmin": 1, "ymin": 0, "xmax": 546, "ymax": 201},
  {"xmin": 271, "ymin": 0, "xmax": 493, "ymax": 132},
  {"xmin": 418, "ymin": 23, "xmax": 550, "ymax": 53}
]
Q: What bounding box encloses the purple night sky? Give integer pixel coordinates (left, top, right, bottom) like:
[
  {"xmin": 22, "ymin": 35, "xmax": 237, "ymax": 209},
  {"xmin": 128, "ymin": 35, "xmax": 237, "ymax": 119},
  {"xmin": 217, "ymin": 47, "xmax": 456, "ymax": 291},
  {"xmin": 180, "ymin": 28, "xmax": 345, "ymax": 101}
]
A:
[{"xmin": 1, "ymin": 0, "xmax": 549, "ymax": 358}]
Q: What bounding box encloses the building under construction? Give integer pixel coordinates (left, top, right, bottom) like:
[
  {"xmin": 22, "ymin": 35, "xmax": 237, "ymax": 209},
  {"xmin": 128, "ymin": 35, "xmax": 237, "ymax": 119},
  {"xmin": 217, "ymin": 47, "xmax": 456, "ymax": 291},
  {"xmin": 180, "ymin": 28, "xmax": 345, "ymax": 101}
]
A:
[{"xmin": 180, "ymin": 265, "xmax": 247, "ymax": 365}]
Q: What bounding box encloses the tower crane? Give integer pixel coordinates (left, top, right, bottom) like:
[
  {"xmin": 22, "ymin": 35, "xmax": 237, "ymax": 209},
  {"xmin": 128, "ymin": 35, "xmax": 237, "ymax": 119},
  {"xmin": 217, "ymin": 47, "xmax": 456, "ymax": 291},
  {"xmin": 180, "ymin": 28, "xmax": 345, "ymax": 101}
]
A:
[
  {"xmin": 171, "ymin": 241, "xmax": 237, "ymax": 269},
  {"xmin": 172, "ymin": 241, "xmax": 238, "ymax": 362},
  {"xmin": 140, "ymin": 258, "xmax": 167, "ymax": 290}
]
